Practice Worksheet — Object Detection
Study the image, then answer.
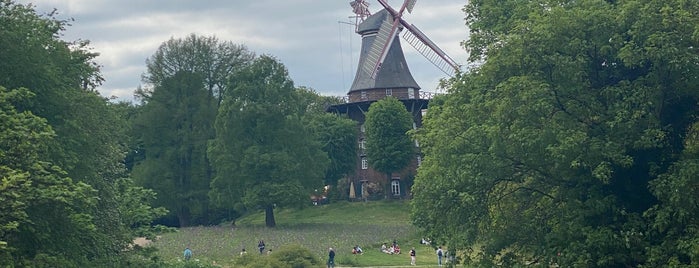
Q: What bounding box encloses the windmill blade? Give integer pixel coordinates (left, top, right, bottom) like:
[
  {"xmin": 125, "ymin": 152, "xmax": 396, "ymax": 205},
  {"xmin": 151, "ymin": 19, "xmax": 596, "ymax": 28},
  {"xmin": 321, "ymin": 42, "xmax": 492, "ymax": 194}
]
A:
[
  {"xmin": 405, "ymin": 0, "xmax": 417, "ymax": 13},
  {"xmin": 401, "ymin": 22, "xmax": 460, "ymax": 76},
  {"xmin": 363, "ymin": 15, "xmax": 401, "ymax": 78}
]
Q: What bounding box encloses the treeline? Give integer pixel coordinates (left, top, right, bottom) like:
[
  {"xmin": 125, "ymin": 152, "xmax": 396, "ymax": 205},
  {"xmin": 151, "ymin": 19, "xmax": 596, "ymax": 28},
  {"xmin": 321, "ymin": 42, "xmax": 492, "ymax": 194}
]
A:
[
  {"xmin": 0, "ymin": 1, "xmax": 357, "ymax": 266},
  {"xmin": 411, "ymin": 0, "xmax": 699, "ymax": 267},
  {"xmin": 131, "ymin": 34, "xmax": 357, "ymax": 228},
  {"xmin": 1, "ymin": 1, "xmax": 167, "ymax": 266}
]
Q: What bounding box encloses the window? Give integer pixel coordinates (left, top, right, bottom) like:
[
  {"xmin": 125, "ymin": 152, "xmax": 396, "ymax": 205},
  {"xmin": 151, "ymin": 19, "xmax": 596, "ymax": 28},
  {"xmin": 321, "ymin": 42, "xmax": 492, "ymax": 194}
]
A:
[
  {"xmin": 361, "ymin": 157, "xmax": 368, "ymax": 169},
  {"xmin": 361, "ymin": 91, "xmax": 367, "ymax": 100},
  {"xmin": 415, "ymin": 139, "xmax": 420, "ymax": 148},
  {"xmin": 391, "ymin": 179, "xmax": 400, "ymax": 196},
  {"xmin": 408, "ymin": 88, "xmax": 415, "ymax": 99},
  {"xmin": 358, "ymin": 139, "xmax": 365, "ymax": 150},
  {"xmin": 360, "ymin": 124, "xmax": 365, "ymax": 133},
  {"xmin": 417, "ymin": 155, "xmax": 422, "ymax": 166},
  {"xmin": 386, "ymin": 89, "xmax": 392, "ymax": 96},
  {"xmin": 413, "ymin": 122, "xmax": 417, "ymax": 130}
]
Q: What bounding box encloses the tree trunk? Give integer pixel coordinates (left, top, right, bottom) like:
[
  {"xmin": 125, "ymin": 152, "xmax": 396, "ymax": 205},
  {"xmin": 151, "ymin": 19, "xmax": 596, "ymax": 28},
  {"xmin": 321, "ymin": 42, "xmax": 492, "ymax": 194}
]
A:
[
  {"xmin": 265, "ymin": 205, "xmax": 276, "ymax": 227},
  {"xmin": 178, "ymin": 206, "xmax": 191, "ymax": 227}
]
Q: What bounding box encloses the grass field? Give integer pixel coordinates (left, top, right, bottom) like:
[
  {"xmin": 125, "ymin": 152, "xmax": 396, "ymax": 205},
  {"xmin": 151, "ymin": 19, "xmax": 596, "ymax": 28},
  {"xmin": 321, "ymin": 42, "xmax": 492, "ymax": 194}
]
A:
[{"xmin": 150, "ymin": 200, "xmax": 447, "ymax": 267}]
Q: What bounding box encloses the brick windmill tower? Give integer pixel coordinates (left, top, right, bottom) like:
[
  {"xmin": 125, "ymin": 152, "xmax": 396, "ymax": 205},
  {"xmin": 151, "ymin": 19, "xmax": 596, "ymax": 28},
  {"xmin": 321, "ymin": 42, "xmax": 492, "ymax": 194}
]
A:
[{"xmin": 327, "ymin": 0, "xmax": 459, "ymax": 200}]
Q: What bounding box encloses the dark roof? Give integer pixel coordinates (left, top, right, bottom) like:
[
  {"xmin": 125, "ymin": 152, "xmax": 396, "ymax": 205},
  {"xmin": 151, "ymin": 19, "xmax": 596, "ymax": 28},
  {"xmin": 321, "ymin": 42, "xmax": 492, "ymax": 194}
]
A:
[{"xmin": 357, "ymin": 9, "xmax": 389, "ymax": 34}]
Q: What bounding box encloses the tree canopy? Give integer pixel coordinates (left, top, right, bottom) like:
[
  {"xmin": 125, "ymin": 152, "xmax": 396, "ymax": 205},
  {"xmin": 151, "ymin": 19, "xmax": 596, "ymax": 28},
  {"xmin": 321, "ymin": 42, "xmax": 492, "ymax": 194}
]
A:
[
  {"xmin": 1, "ymin": 2, "xmax": 167, "ymax": 266},
  {"xmin": 139, "ymin": 33, "xmax": 255, "ymax": 105},
  {"xmin": 208, "ymin": 55, "xmax": 329, "ymax": 227},
  {"xmin": 411, "ymin": 0, "xmax": 699, "ymax": 267},
  {"xmin": 365, "ymin": 97, "xmax": 414, "ymax": 197}
]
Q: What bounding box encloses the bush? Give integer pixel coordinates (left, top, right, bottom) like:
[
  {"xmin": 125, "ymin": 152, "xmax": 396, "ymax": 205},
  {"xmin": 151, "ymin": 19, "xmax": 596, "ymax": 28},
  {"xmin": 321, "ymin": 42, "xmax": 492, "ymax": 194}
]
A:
[
  {"xmin": 337, "ymin": 255, "xmax": 359, "ymax": 266},
  {"xmin": 234, "ymin": 252, "xmax": 288, "ymax": 268},
  {"xmin": 270, "ymin": 244, "xmax": 323, "ymax": 268}
]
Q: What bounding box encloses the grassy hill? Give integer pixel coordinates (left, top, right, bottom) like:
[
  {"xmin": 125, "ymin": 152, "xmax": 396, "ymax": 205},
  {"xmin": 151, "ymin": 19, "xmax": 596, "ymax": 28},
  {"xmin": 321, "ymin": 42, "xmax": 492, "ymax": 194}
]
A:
[{"xmin": 150, "ymin": 200, "xmax": 442, "ymax": 267}]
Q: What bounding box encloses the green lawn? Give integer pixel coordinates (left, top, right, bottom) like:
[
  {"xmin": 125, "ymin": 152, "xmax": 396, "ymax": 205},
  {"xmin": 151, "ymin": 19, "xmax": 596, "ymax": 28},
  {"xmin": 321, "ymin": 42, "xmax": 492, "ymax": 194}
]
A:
[{"xmin": 150, "ymin": 200, "xmax": 447, "ymax": 267}]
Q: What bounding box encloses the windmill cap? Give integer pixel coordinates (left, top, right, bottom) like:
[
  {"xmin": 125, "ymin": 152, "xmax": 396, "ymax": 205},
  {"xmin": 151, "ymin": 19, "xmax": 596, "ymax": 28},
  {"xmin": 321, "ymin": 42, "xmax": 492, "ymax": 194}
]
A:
[{"xmin": 357, "ymin": 9, "xmax": 390, "ymax": 35}]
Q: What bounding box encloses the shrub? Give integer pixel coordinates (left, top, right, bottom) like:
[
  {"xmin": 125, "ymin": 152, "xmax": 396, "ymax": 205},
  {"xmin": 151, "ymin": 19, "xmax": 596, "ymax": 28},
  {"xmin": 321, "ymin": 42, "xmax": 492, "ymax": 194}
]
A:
[
  {"xmin": 337, "ymin": 255, "xmax": 359, "ymax": 266},
  {"xmin": 234, "ymin": 253, "xmax": 287, "ymax": 268},
  {"xmin": 270, "ymin": 244, "xmax": 323, "ymax": 268}
]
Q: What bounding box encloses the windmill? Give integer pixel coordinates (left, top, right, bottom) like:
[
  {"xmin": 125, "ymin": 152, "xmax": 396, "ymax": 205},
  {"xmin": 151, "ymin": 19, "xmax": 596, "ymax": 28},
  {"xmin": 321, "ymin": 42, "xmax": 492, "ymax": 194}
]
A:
[{"xmin": 328, "ymin": 0, "xmax": 460, "ymax": 200}]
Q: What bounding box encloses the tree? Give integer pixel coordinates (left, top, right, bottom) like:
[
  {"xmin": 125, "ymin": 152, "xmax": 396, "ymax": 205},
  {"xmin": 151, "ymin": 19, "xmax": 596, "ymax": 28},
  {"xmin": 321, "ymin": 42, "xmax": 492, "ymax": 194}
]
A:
[
  {"xmin": 411, "ymin": 0, "xmax": 699, "ymax": 267},
  {"xmin": 0, "ymin": 87, "xmax": 99, "ymax": 266},
  {"xmin": 364, "ymin": 97, "xmax": 414, "ymax": 198},
  {"xmin": 132, "ymin": 71, "xmax": 216, "ymax": 226},
  {"xmin": 1, "ymin": 2, "xmax": 167, "ymax": 265},
  {"xmin": 209, "ymin": 55, "xmax": 329, "ymax": 227},
  {"xmin": 139, "ymin": 33, "xmax": 255, "ymax": 105},
  {"xmin": 296, "ymin": 87, "xmax": 357, "ymax": 188}
]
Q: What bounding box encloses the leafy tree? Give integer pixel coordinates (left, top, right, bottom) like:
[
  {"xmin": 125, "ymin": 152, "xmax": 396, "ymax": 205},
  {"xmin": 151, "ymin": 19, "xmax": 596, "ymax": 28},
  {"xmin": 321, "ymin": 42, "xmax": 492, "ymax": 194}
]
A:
[
  {"xmin": 0, "ymin": 87, "xmax": 99, "ymax": 267},
  {"xmin": 1, "ymin": 2, "xmax": 167, "ymax": 265},
  {"xmin": 209, "ymin": 55, "xmax": 329, "ymax": 227},
  {"xmin": 132, "ymin": 71, "xmax": 216, "ymax": 226},
  {"xmin": 134, "ymin": 34, "xmax": 254, "ymax": 226},
  {"xmin": 297, "ymin": 88, "xmax": 357, "ymax": 189},
  {"xmin": 364, "ymin": 97, "xmax": 414, "ymax": 198},
  {"xmin": 139, "ymin": 33, "xmax": 255, "ymax": 105},
  {"xmin": 411, "ymin": 0, "xmax": 699, "ymax": 267}
]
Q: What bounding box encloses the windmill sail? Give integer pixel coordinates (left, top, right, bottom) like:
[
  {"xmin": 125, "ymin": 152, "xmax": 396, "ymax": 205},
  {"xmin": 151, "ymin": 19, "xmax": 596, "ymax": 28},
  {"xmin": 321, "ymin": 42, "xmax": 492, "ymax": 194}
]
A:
[
  {"xmin": 401, "ymin": 23, "xmax": 460, "ymax": 76},
  {"xmin": 364, "ymin": 0, "xmax": 460, "ymax": 79},
  {"xmin": 404, "ymin": 0, "xmax": 417, "ymax": 13},
  {"xmin": 363, "ymin": 15, "xmax": 400, "ymax": 78}
]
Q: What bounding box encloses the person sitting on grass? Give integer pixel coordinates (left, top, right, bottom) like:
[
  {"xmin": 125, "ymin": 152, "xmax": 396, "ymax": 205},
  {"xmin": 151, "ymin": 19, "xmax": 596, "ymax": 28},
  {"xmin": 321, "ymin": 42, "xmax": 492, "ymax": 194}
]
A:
[
  {"xmin": 393, "ymin": 244, "xmax": 401, "ymax": 254},
  {"xmin": 381, "ymin": 243, "xmax": 390, "ymax": 254},
  {"xmin": 353, "ymin": 245, "xmax": 364, "ymax": 255}
]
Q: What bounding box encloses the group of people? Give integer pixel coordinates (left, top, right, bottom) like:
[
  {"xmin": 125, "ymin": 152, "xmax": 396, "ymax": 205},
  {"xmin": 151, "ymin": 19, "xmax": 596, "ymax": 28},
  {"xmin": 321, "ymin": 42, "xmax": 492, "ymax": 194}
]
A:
[
  {"xmin": 183, "ymin": 239, "xmax": 271, "ymax": 262},
  {"xmin": 182, "ymin": 240, "xmax": 445, "ymax": 267},
  {"xmin": 380, "ymin": 241, "xmax": 401, "ymax": 254}
]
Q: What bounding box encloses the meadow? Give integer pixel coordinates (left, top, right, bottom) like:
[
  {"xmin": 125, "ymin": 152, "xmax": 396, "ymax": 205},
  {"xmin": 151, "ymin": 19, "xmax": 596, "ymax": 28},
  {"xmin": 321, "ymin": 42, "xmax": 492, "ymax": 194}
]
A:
[{"xmin": 150, "ymin": 200, "xmax": 447, "ymax": 267}]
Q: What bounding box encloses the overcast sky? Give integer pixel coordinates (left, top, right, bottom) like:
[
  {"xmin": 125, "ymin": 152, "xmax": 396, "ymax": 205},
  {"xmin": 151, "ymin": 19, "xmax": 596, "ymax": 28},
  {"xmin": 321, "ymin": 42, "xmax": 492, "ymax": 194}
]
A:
[{"xmin": 20, "ymin": 0, "xmax": 469, "ymax": 102}]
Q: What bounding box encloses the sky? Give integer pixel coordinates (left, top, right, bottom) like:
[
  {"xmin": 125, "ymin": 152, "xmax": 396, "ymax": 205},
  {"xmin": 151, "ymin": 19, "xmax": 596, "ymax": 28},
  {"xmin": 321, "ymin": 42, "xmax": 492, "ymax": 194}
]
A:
[{"xmin": 20, "ymin": 0, "xmax": 470, "ymax": 102}]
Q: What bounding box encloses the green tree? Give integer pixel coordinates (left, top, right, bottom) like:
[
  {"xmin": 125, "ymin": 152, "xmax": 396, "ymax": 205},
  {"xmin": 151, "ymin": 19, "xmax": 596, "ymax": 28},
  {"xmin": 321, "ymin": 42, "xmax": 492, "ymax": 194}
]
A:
[
  {"xmin": 296, "ymin": 88, "xmax": 357, "ymax": 189},
  {"xmin": 134, "ymin": 34, "xmax": 254, "ymax": 226},
  {"xmin": 364, "ymin": 97, "xmax": 414, "ymax": 198},
  {"xmin": 411, "ymin": 0, "xmax": 699, "ymax": 267},
  {"xmin": 0, "ymin": 87, "xmax": 99, "ymax": 267},
  {"xmin": 1, "ymin": 2, "xmax": 167, "ymax": 265},
  {"xmin": 139, "ymin": 33, "xmax": 255, "ymax": 105},
  {"xmin": 133, "ymin": 71, "xmax": 216, "ymax": 226},
  {"xmin": 209, "ymin": 56, "xmax": 329, "ymax": 227}
]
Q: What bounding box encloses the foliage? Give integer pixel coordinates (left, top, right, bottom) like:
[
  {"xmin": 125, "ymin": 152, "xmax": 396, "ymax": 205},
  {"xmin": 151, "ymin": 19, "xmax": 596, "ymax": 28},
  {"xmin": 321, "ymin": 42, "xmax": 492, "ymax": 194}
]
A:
[
  {"xmin": 364, "ymin": 97, "xmax": 414, "ymax": 196},
  {"xmin": 209, "ymin": 55, "xmax": 329, "ymax": 227},
  {"xmin": 302, "ymin": 102, "xmax": 357, "ymax": 188},
  {"xmin": 1, "ymin": 2, "xmax": 169, "ymax": 266},
  {"xmin": 132, "ymin": 71, "xmax": 216, "ymax": 226},
  {"xmin": 0, "ymin": 87, "xmax": 98, "ymax": 267},
  {"xmin": 134, "ymin": 34, "xmax": 253, "ymax": 227},
  {"xmin": 412, "ymin": 0, "xmax": 699, "ymax": 267},
  {"xmin": 269, "ymin": 244, "xmax": 323, "ymax": 268},
  {"xmin": 139, "ymin": 33, "xmax": 255, "ymax": 105}
]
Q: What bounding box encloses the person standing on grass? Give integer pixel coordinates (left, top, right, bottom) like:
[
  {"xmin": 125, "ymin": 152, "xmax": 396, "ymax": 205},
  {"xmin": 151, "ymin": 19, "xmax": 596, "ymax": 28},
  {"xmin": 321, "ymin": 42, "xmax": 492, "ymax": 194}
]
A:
[
  {"xmin": 410, "ymin": 247, "xmax": 416, "ymax": 265},
  {"xmin": 328, "ymin": 247, "xmax": 336, "ymax": 268},
  {"xmin": 436, "ymin": 246, "xmax": 444, "ymax": 266},
  {"xmin": 258, "ymin": 240, "xmax": 266, "ymax": 254},
  {"xmin": 183, "ymin": 247, "xmax": 193, "ymax": 261}
]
